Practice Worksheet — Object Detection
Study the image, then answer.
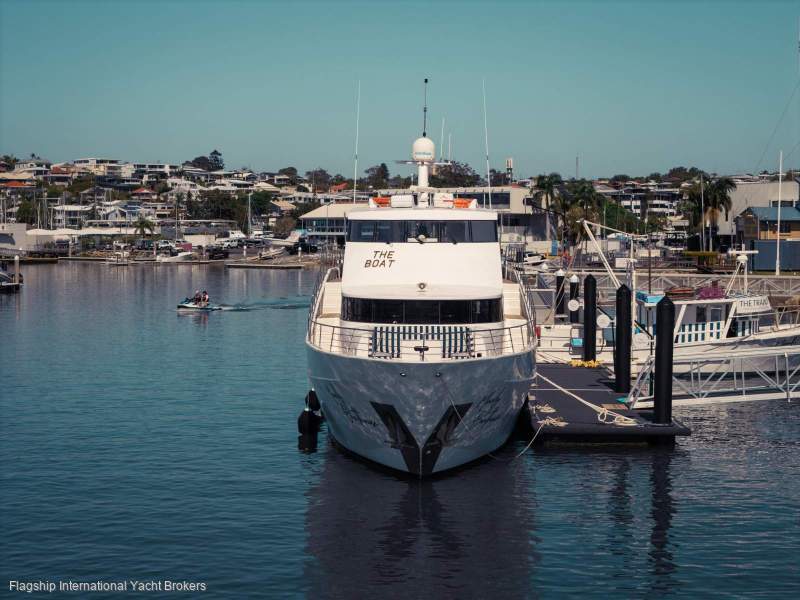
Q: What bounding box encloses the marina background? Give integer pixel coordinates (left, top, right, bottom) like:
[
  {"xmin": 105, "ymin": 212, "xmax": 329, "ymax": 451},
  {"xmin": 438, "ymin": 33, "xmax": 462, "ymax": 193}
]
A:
[{"xmin": 1, "ymin": 265, "xmax": 799, "ymax": 597}]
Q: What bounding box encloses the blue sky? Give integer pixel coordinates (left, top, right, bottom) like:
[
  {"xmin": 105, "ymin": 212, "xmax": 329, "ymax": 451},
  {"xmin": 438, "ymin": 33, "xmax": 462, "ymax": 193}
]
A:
[{"xmin": 1, "ymin": 0, "xmax": 799, "ymax": 179}]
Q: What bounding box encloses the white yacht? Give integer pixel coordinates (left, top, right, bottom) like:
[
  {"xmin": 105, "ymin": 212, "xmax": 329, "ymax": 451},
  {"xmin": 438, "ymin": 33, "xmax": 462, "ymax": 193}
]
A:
[
  {"xmin": 305, "ymin": 134, "xmax": 537, "ymax": 476},
  {"xmin": 536, "ymin": 250, "xmax": 800, "ymax": 373}
]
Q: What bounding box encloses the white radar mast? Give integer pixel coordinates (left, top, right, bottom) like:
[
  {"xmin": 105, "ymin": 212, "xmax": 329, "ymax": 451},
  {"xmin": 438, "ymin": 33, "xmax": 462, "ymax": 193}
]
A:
[{"xmin": 411, "ymin": 78, "xmax": 435, "ymax": 206}]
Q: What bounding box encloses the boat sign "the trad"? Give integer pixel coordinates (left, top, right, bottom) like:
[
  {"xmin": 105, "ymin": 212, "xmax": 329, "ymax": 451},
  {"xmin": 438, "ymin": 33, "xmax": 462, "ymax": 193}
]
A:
[{"xmin": 735, "ymin": 295, "xmax": 771, "ymax": 315}]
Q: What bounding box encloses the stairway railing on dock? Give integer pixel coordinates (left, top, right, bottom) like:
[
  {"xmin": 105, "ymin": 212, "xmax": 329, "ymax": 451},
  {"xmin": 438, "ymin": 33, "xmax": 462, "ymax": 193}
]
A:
[{"xmin": 628, "ymin": 345, "xmax": 800, "ymax": 407}]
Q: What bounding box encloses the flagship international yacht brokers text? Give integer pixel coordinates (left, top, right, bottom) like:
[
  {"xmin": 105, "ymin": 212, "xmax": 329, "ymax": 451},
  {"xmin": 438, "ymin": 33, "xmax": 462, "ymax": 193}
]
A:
[{"xmin": 8, "ymin": 579, "xmax": 207, "ymax": 593}]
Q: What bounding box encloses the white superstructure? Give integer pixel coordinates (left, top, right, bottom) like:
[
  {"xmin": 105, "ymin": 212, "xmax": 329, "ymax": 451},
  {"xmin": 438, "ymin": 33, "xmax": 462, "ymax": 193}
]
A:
[{"xmin": 305, "ymin": 134, "xmax": 537, "ymax": 476}]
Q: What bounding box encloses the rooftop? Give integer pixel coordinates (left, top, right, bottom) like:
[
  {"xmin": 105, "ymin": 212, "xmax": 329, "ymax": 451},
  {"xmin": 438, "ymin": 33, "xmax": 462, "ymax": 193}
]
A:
[{"xmin": 743, "ymin": 207, "xmax": 800, "ymax": 222}]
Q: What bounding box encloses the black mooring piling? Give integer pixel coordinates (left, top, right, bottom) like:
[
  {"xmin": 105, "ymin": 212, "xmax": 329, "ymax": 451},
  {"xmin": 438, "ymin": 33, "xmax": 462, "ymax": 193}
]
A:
[
  {"xmin": 614, "ymin": 285, "xmax": 632, "ymax": 393},
  {"xmin": 654, "ymin": 297, "xmax": 675, "ymax": 425},
  {"xmin": 569, "ymin": 275, "xmax": 580, "ymax": 324},
  {"xmin": 555, "ymin": 269, "xmax": 566, "ymax": 316},
  {"xmin": 583, "ymin": 274, "xmax": 597, "ymax": 362}
]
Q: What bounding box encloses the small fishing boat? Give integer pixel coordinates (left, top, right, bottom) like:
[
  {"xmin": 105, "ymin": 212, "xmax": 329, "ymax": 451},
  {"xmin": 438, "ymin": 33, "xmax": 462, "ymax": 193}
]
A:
[
  {"xmin": 176, "ymin": 299, "xmax": 222, "ymax": 311},
  {"xmin": 157, "ymin": 251, "xmax": 196, "ymax": 263},
  {"xmin": 0, "ymin": 268, "xmax": 22, "ymax": 292}
]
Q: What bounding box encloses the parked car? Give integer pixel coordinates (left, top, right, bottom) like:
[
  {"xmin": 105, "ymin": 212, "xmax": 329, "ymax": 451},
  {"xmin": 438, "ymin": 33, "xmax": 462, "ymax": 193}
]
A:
[
  {"xmin": 207, "ymin": 246, "xmax": 229, "ymax": 260},
  {"xmin": 287, "ymin": 239, "xmax": 319, "ymax": 255}
]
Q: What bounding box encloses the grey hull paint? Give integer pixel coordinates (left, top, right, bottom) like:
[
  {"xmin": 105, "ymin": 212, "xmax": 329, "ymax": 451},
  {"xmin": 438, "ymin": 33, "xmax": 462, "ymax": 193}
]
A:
[{"xmin": 306, "ymin": 345, "xmax": 535, "ymax": 475}]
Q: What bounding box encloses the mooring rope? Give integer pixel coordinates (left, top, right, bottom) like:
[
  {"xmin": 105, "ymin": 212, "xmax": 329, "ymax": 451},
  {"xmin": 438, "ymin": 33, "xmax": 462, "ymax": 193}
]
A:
[
  {"xmin": 535, "ymin": 371, "xmax": 639, "ymax": 427},
  {"xmin": 436, "ymin": 376, "xmax": 544, "ymax": 462}
]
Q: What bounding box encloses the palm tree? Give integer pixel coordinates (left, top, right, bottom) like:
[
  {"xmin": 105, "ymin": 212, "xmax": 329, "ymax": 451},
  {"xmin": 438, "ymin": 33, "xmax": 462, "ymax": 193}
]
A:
[
  {"xmin": 684, "ymin": 176, "xmax": 735, "ymax": 250},
  {"xmin": 534, "ymin": 173, "xmax": 564, "ymax": 243},
  {"xmin": 133, "ymin": 215, "xmax": 155, "ymax": 241},
  {"xmin": 705, "ymin": 177, "xmax": 735, "ymax": 250}
]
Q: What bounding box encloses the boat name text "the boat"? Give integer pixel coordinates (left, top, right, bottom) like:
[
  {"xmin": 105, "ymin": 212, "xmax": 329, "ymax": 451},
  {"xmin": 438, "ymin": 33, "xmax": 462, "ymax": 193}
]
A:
[{"xmin": 364, "ymin": 250, "xmax": 396, "ymax": 268}]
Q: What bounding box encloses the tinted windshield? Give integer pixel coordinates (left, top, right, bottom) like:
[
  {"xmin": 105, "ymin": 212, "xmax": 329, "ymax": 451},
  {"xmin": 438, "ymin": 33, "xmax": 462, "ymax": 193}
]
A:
[
  {"xmin": 342, "ymin": 298, "xmax": 503, "ymax": 324},
  {"xmin": 347, "ymin": 220, "xmax": 497, "ymax": 243}
]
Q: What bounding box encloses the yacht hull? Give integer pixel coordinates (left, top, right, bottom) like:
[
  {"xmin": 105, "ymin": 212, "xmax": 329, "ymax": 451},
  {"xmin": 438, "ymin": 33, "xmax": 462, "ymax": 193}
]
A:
[
  {"xmin": 306, "ymin": 345, "xmax": 535, "ymax": 476},
  {"xmin": 538, "ymin": 324, "xmax": 800, "ymax": 374}
]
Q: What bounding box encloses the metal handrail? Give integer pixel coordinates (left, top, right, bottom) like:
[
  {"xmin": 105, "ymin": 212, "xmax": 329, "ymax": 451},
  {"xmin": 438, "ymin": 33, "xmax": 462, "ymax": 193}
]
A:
[
  {"xmin": 306, "ymin": 266, "xmax": 340, "ymax": 339},
  {"xmin": 628, "ymin": 345, "xmax": 800, "ymax": 407},
  {"xmin": 307, "ymin": 319, "xmax": 535, "ymax": 361}
]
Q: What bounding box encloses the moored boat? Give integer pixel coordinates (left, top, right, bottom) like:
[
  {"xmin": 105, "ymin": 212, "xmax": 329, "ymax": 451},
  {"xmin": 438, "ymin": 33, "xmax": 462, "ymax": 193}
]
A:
[{"xmin": 305, "ymin": 130, "xmax": 537, "ymax": 477}]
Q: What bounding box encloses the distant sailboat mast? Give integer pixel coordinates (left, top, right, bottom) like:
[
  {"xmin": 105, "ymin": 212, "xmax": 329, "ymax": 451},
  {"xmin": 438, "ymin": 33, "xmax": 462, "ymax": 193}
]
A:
[
  {"xmin": 353, "ymin": 80, "xmax": 361, "ymax": 204},
  {"xmin": 482, "ymin": 78, "xmax": 492, "ymax": 209},
  {"xmin": 776, "ymin": 150, "xmax": 783, "ymax": 276}
]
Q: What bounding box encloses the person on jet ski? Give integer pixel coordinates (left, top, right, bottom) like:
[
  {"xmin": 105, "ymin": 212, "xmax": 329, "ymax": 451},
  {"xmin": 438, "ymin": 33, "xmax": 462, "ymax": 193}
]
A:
[
  {"xmin": 193, "ymin": 290, "xmax": 202, "ymax": 305},
  {"xmin": 201, "ymin": 290, "xmax": 209, "ymax": 307}
]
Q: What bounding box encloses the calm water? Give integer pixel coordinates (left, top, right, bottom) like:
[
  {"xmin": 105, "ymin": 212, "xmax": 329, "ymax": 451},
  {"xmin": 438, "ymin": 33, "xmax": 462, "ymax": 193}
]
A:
[{"xmin": 2, "ymin": 263, "xmax": 799, "ymax": 598}]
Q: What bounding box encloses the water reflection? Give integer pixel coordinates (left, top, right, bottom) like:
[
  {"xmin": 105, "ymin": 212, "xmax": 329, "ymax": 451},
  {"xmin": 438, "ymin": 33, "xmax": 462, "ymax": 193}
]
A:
[
  {"xmin": 648, "ymin": 450, "xmax": 676, "ymax": 592},
  {"xmin": 304, "ymin": 440, "xmax": 537, "ymax": 599}
]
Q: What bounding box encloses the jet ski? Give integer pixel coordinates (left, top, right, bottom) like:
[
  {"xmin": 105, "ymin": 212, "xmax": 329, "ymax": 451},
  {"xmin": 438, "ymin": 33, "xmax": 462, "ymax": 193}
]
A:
[{"xmin": 177, "ymin": 298, "xmax": 222, "ymax": 311}]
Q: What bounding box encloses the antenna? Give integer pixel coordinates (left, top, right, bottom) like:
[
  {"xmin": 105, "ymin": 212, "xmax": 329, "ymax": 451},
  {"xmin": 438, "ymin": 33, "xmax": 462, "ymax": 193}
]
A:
[
  {"xmin": 353, "ymin": 80, "xmax": 360, "ymax": 204},
  {"xmin": 776, "ymin": 150, "xmax": 783, "ymax": 276},
  {"xmin": 448, "ymin": 133, "xmax": 452, "ymax": 162},
  {"xmin": 422, "ymin": 78, "xmax": 428, "ymax": 137},
  {"xmin": 440, "ymin": 117, "xmax": 445, "ymax": 158},
  {"xmin": 482, "ymin": 78, "xmax": 492, "ymax": 209}
]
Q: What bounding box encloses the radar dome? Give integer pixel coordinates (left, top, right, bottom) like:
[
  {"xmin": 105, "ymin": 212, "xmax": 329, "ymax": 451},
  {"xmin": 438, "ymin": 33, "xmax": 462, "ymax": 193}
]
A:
[{"xmin": 412, "ymin": 136, "xmax": 435, "ymax": 163}]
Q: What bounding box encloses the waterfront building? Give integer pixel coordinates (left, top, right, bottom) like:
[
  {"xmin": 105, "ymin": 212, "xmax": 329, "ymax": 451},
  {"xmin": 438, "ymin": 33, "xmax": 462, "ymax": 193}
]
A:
[
  {"xmin": 298, "ymin": 185, "xmax": 548, "ymax": 248},
  {"xmin": 735, "ymin": 206, "xmax": 800, "ymax": 243},
  {"xmin": 298, "ymin": 202, "xmax": 368, "ymax": 245},
  {"xmin": 594, "ymin": 181, "xmax": 682, "ymax": 219},
  {"xmin": 131, "ymin": 162, "xmax": 181, "ymax": 178},
  {"xmin": 719, "ymin": 179, "xmax": 800, "ymax": 242},
  {"xmin": 181, "ymin": 166, "xmax": 214, "ymax": 184},
  {"xmin": 13, "ymin": 158, "xmax": 51, "ymax": 179},
  {"xmin": 130, "ymin": 187, "xmax": 157, "ymax": 201},
  {"xmin": 73, "ymin": 158, "xmax": 126, "ymax": 177},
  {"xmin": 166, "ymin": 178, "xmax": 204, "ymax": 199},
  {"xmin": 44, "ymin": 166, "xmax": 74, "ymax": 186},
  {"xmin": 53, "ymin": 204, "xmax": 92, "ymax": 228}
]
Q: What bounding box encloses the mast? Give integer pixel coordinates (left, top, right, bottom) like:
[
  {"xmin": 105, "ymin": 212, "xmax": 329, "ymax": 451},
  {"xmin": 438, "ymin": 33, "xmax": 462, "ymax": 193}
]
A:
[
  {"xmin": 353, "ymin": 80, "xmax": 360, "ymax": 204},
  {"xmin": 422, "ymin": 77, "xmax": 428, "ymax": 137},
  {"xmin": 700, "ymin": 173, "xmax": 705, "ymax": 252},
  {"xmin": 247, "ymin": 192, "xmax": 252, "ymax": 236},
  {"xmin": 482, "ymin": 78, "xmax": 492, "ymax": 209},
  {"xmin": 439, "ymin": 117, "xmax": 445, "ymax": 159},
  {"xmin": 776, "ymin": 150, "xmax": 783, "ymax": 276}
]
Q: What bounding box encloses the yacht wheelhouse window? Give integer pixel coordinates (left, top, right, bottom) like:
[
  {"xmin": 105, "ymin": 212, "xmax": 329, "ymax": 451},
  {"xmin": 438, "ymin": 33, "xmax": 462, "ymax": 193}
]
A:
[
  {"xmin": 346, "ymin": 220, "xmax": 497, "ymax": 243},
  {"xmin": 342, "ymin": 298, "xmax": 503, "ymax": 324},
  {"xmin": 470, "ymin": 221, "xmax": 497, "ymax": 242}
]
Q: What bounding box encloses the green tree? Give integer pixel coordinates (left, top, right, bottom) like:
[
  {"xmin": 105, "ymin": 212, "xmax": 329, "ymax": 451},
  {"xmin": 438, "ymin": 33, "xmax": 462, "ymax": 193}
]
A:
[
  {"xmin": 705, "ymin": 177, "xmax": 735, "ymax": 249},
  {"xmin": 429, "ymin": 161, "xmax": 481, "ymax": 187},
  {"xmin": 364, "ymin": 163, "xmax": 390, "ymax": 189},
  {"xmin": 188, "ymin": 155, "xmax": 213, "ymax": 171},
  {"xmin": 209, "ymin": 149, "xmax": 224, "ymax": 171},
  {"xmin": 534, "ymin": 173, "xmax": 564, "ymax": 211},
  {"xmin": 305, "ymin": 168, "xmax": 332, "ymax": 192},
  {"xmin": 15, "ymin": 199, "xmax": 36, "ymax": 224},
  {"xmin": 278, "ymin": 166, "xmax": 299, "ymax": 185},
  {"xmin": 67, "ymin": 175, "xmax": 95, "ymax": 194},
  {"xmin": 133, "ymin": 215, "xmax": 155, "ymax": 238},
  {"xmin": 274, "ymin": 215, "xmax": 297, "ymax": 237}
]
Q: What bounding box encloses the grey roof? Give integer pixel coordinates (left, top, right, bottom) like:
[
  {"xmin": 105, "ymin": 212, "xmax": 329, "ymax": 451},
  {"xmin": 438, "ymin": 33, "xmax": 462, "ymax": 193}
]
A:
[{"xmin": 743, "ymin": 206, "xmax": 800, "ymax": 222}]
